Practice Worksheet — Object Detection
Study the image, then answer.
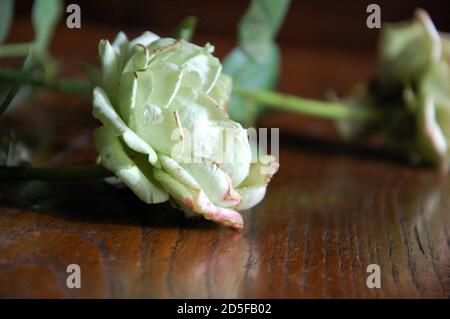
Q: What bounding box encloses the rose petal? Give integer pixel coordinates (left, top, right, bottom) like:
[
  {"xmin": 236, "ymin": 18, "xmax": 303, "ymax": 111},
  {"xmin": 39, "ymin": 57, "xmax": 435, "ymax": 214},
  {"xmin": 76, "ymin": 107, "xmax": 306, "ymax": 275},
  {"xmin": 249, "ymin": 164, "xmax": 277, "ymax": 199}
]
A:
[
  {"xmin": 94, "ymin": 126, "xmax": 168, "ymax": 203},
  {"xmin": 153, "ymin": 169, "xmax": 243, "ymax": 229},
  {"xmin": 181, "ymin": 159, "xmax": 242, "ymax": 208},
  {"xmin": 236, "ymin": 155, "xmax": 279, "ymax": 210},
  {"xmin": 416, "ymin": 94, "xmax": 448, "ymax": 166},
  {"xmin": 98, "ymin": 39, "xmax": 120, "ymax": 101},
  {"xmin": 208, "ymin": 74, "xmax": 232, "ymax": 112},
  {"xmin": 92, "ymin": 87, "xmax": 159, "ymax": 166},
  {"xmin": 129, "ymin": 31, "xmax": 160, "ymax": 48}
]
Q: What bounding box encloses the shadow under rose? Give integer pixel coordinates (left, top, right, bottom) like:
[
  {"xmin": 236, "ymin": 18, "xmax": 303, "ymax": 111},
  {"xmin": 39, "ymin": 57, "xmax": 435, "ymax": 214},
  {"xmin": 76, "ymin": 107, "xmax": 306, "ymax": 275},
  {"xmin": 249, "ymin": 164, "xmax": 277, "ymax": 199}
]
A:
[
  {"xmin": 0, "ymin": 179, "xmax": 219, "ymax": 230},
  {"xmin": 279, "ymin": 131, "xmax": 419, "ymax": 168}
]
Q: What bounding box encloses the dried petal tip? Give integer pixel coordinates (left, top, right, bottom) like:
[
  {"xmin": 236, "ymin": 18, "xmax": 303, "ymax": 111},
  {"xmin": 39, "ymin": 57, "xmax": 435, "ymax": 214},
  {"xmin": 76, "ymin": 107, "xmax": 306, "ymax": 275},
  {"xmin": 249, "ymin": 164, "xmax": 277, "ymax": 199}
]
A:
[{"xmin": 205, "ymin": 208, "xmax": 244, "ymax": 230}]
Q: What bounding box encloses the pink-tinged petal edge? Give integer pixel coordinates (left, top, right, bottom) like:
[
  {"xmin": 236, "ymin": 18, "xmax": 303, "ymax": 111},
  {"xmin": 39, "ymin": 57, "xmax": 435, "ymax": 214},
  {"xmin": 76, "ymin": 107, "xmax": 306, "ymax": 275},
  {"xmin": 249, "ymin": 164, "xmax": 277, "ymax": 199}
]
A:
[
  {"xmin": 182, "ymin": 194, "xmax": 244, "ymax": 231},
  {"xmin": 205, "ymin": 207, "xmax": 244, "ymax": 230}
]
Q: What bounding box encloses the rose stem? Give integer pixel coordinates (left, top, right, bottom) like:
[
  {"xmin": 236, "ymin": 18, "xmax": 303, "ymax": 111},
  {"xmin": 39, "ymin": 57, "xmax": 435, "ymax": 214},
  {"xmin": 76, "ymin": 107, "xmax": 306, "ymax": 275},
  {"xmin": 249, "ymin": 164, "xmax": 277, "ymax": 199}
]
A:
[
  {"xmin": 0, "ymin": 67, "xmax": 91, "ymax": 94},
  {"xmin": 0, "ymin": 43, "xmax": 34, "ymax": 58},
  {"xmin": 233, "ymin": 85, "xmax": 380, "ymax": 121},
  {"xmin": 0, "ymin": 163, "xmax": 113, "ymax": 180}
]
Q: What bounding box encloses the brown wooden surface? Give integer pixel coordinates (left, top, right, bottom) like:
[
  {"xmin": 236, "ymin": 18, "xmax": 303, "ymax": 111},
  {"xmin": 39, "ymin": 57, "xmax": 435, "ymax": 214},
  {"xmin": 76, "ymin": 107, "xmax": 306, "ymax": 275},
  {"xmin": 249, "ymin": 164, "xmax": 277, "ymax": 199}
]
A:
[{"xmin": 1, "ymin": 22, "xmax": 450, "ymax": 299}]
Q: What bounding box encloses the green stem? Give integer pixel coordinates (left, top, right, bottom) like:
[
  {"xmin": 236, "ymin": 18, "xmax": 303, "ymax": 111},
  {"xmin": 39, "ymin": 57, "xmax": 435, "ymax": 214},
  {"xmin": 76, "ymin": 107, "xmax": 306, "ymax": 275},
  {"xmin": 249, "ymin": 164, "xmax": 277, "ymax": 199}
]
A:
[
  {"xmin": 0, "ymin": 163, "xmax": 113, "ymax": 180},
  {"xmin": 234, "ymin": 86, "xmax": 379, "ymax": 121},
  {"xmin": 0, "ymin": 67, "xmax": 91, "ymax": 94},
  {"xmin": 0, "ymin": 42, "xmax": 33, "ymax": 58}
]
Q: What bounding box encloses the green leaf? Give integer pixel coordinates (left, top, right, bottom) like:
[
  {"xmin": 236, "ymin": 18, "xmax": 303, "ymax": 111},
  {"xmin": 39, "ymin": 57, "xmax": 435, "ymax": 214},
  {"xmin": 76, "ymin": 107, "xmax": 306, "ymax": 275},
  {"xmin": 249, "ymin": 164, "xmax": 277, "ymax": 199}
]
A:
[
  {"xmin": 170, "ymin": 16, "xmax": 197, "ymax": 41},
  {"xmin": 224, "ymin": 45, "xmax": 280, "ymax": 126},
  {"xmin": 0, "ymin": 53, "xmax": 33, "ymax": 116},
  {"xmin": 0, "ymin": 0, "xmax": 14, "ymax": 44},
  {"xmin": 31, "ymin": 0, "xmax": 62, "ymax": 56},
  {"xmin": 223, "ymin": 0, "xmax": 290, "ymax": 126},
  {"xmin": 238, "ymin": 0, "xmax": 290, "ymax": 62}
]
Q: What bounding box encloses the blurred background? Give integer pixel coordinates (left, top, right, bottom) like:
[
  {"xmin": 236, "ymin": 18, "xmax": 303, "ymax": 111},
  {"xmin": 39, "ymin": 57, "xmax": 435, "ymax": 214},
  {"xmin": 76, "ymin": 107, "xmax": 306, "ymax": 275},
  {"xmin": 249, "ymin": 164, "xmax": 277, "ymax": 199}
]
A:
[
  {"xmin": 5, "ymin": 0, "xmax": 450, "ymax": 140},
  {"xmin": 13, "ymin": 0, "xmax": 450, "ymax": 53},
  {"xmin": 8, "ymin": 0, "xmax": 450, "ymax": 97}
]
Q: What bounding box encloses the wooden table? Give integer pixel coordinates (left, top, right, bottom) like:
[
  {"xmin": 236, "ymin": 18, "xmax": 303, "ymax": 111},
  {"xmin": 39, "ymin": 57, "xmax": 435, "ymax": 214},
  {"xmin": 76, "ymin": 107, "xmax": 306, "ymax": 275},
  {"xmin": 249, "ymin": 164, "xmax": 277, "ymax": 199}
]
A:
[{"xmin": 0, "ymin": 24, "xmax": 449, "ymax": 299}]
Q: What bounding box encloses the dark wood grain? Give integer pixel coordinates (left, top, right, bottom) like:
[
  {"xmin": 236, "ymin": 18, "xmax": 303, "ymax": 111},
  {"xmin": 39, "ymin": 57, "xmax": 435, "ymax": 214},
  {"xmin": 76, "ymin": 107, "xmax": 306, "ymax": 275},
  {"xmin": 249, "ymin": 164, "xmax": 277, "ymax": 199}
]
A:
[{"xmin": 0, "ymin": 22, "xmax": 449, "ymax": 299}]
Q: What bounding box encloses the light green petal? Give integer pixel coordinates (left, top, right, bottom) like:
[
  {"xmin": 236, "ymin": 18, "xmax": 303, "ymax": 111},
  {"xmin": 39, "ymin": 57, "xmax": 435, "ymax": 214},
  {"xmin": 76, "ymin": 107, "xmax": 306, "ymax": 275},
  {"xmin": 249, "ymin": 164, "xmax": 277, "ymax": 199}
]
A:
[
  {"xmin": 421, "ymin": 61, "xmax": 450, "ymax": 107},
  {"xmin": 236, "ymin": 155, "xmax": 279, "ymax": 210},
  {"xmin": 111, "ymin": 31, "xmax": 128, "ymax": 47},
  {"xmin": 208, "ymin": 74, "xmax": 232, "ymax": 111},
  {"xmin": 160, "ymin": 154, "xmax": 242, "ymax": 209},
  {"xmin": 117, "ymin": 71, "xmax": 137, "ymax": 123},
  {"xmin": 415, "ymin": 94, "xmax": 447, "ymax": 166},
  {"xmin": 421, "ymin": 61, "xmax": 450, "ymax": 153},
  {"xmin": 182, "ymin": 51, "xmax": 222, "ymax": 93},
  {"xmin": 181, "ymin": 159, "xmax": 241, "ymax": 208},
  {"xmin": 147, "ymin": 61, "xmax": 183, "ymax": 107},
  {"xmin": 194, "ymin": 91, "xmax": 228, "ymax": 120},
  {"xmin": 123, "ymin": 44, "xmax": 150, "ymax": 73},
  {"xmin": 153, "ymin": 169, "xmax": 194, "ymax": 205},
  {"xmin": 112, "ymin": 31, "xmax": 128, "ymax": 51},
  {"xmin": 167, "ymin": 114, "xmax": 250, "ymax": 185},
  {"xmin": 187, "ymin": 128, "xmax": 247, "ymax": 186},
  {"xmin": 134, "ymin": 69, "xmax": 153, "ymax": 109},
  {"xmin": 148, "ymin": 40, "xmax": 222, "ymax": 95},
  {"xmin": 236, "ymin": 186, "xmax": 267, "ymax": 211},
  {"xmin": 149, "ymin": 37, "xmax": 177, "ymax": 49},
  {"xmin": 150, "ymin": 38, "xmax": 193, "ymax": 63},
  {"xmin": 131, "ymin": 88, "xmax": 183, "ymax": 155},
  {"xmin": 159, "ymin": 155, "xmax": 200, "ymax": 190},
  {"xmin": 94, "ymin": 126, "xmax": 169, "ymax": 204},
  {"xmin": 111, "ymin": 31, "xmax": 130, "ymax": 69},
  {"xmin": 98, "ymin": 39, "xmax": 120, "ymax": 100},
  {"xmin": 378, "ymin": 10, "xmax": 440, "ymax": 88},
  {"xmin": 206, "ymin": 120, "xmax": 251, "ymax": 186},
  {"xmin": 153, "ymin": 168, "xmax": 243, "ymax": 229},
  {"xmin": 130, "ymin": 31, "xmax": 160, "ymax": 48},
  {"xmin": 168, "ymin": 87, "xmax": 225, "ymax": 131},
  {"xmin": 92, "ymin": 87, "xmax": 158, "ymax": 166}
]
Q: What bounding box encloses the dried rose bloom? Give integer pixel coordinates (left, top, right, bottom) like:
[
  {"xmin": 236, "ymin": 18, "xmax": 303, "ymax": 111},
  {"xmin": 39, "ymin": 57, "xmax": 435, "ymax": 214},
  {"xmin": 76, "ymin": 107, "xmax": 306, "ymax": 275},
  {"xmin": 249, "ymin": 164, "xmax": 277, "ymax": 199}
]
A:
[
  {"xmin": 84, "ymin": 31, "xmax": 279, "ymax": 229},
  {"xmin": 338, "ymin": 10, "xmax": 450, "ymax": 171}
]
